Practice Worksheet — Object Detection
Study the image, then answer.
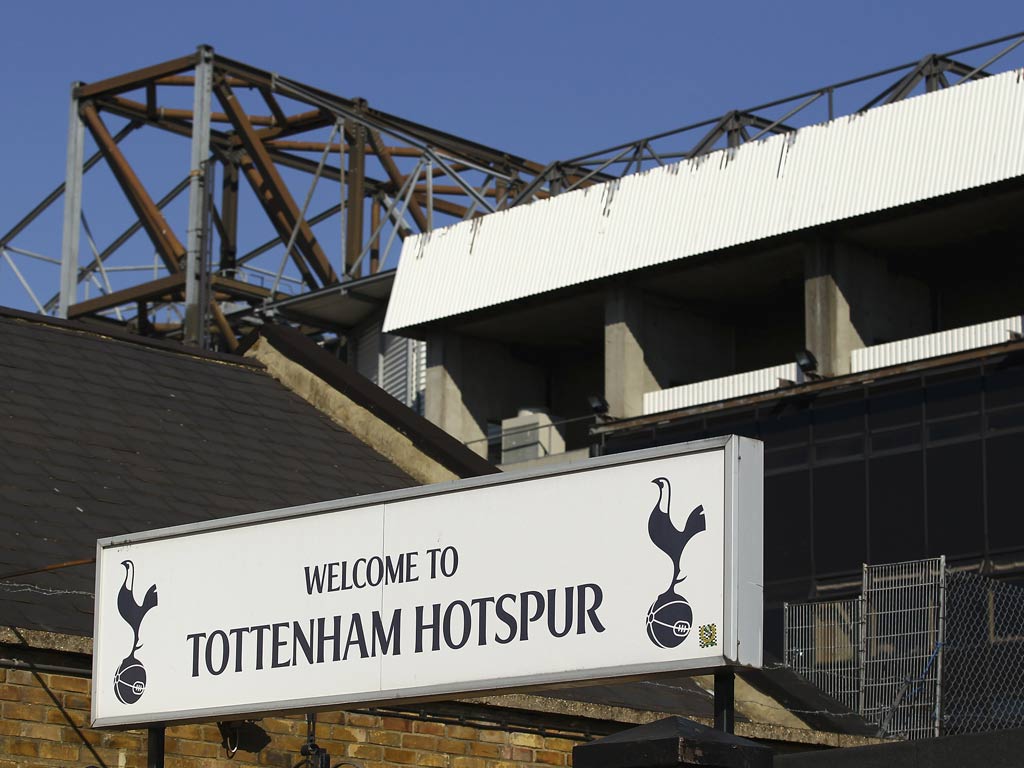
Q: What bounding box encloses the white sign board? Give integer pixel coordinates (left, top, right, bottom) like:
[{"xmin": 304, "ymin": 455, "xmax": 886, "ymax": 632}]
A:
[{"xmin": 92, "ymin": 437, "xmax": 762, "ymax": 727}]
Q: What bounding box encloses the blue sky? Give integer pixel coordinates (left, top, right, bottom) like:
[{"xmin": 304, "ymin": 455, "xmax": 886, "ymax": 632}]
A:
[{"xmin": 0, "ymin": 1, "xmax": 1019, "ymax": 311}]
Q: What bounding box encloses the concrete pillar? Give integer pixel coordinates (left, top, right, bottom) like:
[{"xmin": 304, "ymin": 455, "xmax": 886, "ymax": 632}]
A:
[
  {"xmin": 425, "ymin": 333, "xmax": 487, "ymax": 455},
  {"xmin": 425, "ymin": 331, "xmax": 548, "ymax": 457},
  {"xmin": 605, "ymin": 287, "xmax": 653, "ymax": 419},
  {"xmin": 604, "ymin": 288, "xmax": 735, "ymax": 418},
  {"xmin": 805, "ymin": 238, "xmax": 930, "ymax": 376}
]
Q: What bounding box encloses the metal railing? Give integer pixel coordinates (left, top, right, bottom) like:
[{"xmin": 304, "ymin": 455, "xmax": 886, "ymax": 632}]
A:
[
  {"xmin": 465, "ymin": 414, "xmax": 596, "ymax": 465},
  {"xmin": 562, "ymin": 31, "xmax": 1024, "ymax": 179}
]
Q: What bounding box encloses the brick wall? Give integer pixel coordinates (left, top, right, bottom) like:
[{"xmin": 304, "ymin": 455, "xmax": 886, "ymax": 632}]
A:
[{"xmin": 0, "ymin": 668, "xmax": 583, "ymax": 768}]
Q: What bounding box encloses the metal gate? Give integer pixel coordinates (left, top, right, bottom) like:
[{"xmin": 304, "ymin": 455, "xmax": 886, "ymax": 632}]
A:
[{"xmin": 786, "ymin": 557, "xmax": 945, "ymax": 740}]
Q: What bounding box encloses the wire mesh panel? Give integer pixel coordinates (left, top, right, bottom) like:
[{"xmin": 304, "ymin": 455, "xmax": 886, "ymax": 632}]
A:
[
  {"xmin": 942, "ymin": 572, "xmax": 1024, "ymax": 735},
  {"xmin": 861, "ymin": 557, "xmax": 944, "ymax": 739},
  {"xmin": 784, "ymin": 598, "xmax": 863, "ymax": 714}
]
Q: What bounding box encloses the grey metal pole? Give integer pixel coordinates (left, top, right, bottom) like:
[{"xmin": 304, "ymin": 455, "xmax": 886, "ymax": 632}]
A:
[
  {"xmin": 935, "ymin": 554, "xmax": 946, "ymax": 737},
  {"xmin": 714, "ymin": 668, "xmax": 735, "ymax": 733},
  {"xmin": 184, "ymin": 45, "xmax": 214, "ymax": 348},
  {"xmin": 58, "ymin": 83, "xmax": 85, "ymax": 319},
  {"xmin": 147, "ymin": 726, "xmax": 165, "ymax": 768}
]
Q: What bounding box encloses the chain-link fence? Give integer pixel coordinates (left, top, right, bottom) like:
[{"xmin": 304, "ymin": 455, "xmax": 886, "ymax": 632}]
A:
[{"xmin": 942, "ymin": 571, "xmax": 1024, "ymax": 735}]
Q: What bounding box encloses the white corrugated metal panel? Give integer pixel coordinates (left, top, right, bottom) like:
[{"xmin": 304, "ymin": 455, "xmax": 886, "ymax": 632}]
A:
[
  {"xmin": 384, "ymin": 71, "xmax": 1024, "ymax": 333},
  {"xmin": 643, "ymin": 363, "xmax": 805, "ymax": 415},
  {"xmin": 381, "ymin": 335, "xmax": 411, "ymax": 404},
  {"xmin": 851, "ymin": 316, "xmax": 1024, "ymax": 373},
  {"xmin": 354, "ymin": 318, "xmax": 381, "ymax": 385},
  {"xmin": 414, "ymin": 339, "xmax": 426, "ymax": 415}
]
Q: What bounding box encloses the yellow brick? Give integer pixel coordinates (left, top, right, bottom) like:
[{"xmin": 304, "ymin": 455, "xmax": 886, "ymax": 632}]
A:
[
  {"xmin": 417, "ymin": 753, "xmax": 450, "ymax": 768},
  {"xmin": 544, "ymin": 737, "xmax": 578, "ymax": 752},
  {"xmin": 2, "ymin": 701, "xmax": 45, "ymax": 721},
  {"xmin": 270, "ymin": 734, "xmax": 309, "ymax": 752},
  {"xmin": 510, "ymin": 732, "xmax": 545, "ymax": 748},
  {"xmin": 62, "ymin": 692, "xmax": 91, "ymax": 710},
  {"xmin": 368, "ymin": 728, "xmax": 402, "ymax": 746},
  {"xmin": 452, "ymin": 757, "xmax": 488, "ymax": 768},
  {"xmin": 383, "ymin": 747, "xmax": 418, "ymax": 764},
  {"xmin": 345, "ymin": 712, "xmax": 380, "ymax": 728},
  {"xmin": 414, "ymin": 720, "xmax": 446, "ymax": 735},
  {"xmin": 402, "ymin": 733, "xmax": 439, "ymax": 751},
  {"xmin": 437, "ymin": 737, "xmax": 470, "ymax": 755},
  {"xmin": 10, "ymin": 739, "xmax": 40, "ymax": 757},
  {"xmin": 6, "ymin": 685, "xmax": 51, "ymax": 705},
  {"xmin": 511, "ymin": 746, "xmax": 534, "ymax": 761},
  {"xmin": 38, "ymin": 741, "xmax": 80, "ymax": 761},
  {"xmin": 259, "ymin": 748, "xmax": 296, "ymax": 768},
  {"xmin": 349, "ymin": 743, "xmax": 383, "ymax": 759},
  {"xmin": 101, "ymin": 731, "xmax": 144, "ymax": 750},
  {"xmin": 167, "ymin": 723, "xmax": 205, "ymax": 740},
  {"xmin": 468, "ymin": 740, "xmax": 502, "ymax": 758},
  {"xmin": 536, "ymin": 749, "xmax": 566, "ymax": 765},
  {"xmin": 47, "ymin": 674, "xmax": 91, "ymax": 693},
  {"xmin": 19, "ymin": 721, "xmax": 63, "ymax": 740},
  {"xmin": 381, "ymin": 715, "xmax": 413, "ymax": 732},
  {"xmin": 447, "ymin": 724, "xmax": 478, "ymax": 740},
  {"xmin": 479, "ymin": 730, "xmax": 509, "ymax": 743},
  {"xmin": 4, "ymin": 670, "xmax": 37, "ymax": 686},
  {"xmin": 331, "ymin": 725, "xmax": 365, "ymax": 742}
]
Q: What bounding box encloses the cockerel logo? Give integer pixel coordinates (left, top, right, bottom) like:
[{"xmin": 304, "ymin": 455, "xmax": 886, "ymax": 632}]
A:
[
  {"xmin": 646, "ymin": 477, "xmax": 705, "ymax": 648},
  {"xmin": 112, "ymin": 559, "xmax": 158, "ymax": 705}
]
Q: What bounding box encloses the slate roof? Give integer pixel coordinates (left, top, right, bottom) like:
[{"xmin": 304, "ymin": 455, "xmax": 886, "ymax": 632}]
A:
[{"xmin": 0, "ymin": 309, "xmax": 420, "ymax": 637}]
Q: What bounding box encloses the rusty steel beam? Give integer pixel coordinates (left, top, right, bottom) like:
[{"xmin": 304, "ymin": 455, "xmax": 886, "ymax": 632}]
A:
[
  {"xmin": 75, "ymin": 54, "xmax": 197, "ymax": 99},
  {"xmin": 413, "ymin": 184, "xmax": 498, "ymax": 197},
  {"xmin": 266, "ymin": 140, "xmax": 422, "ymax": 158},
  {"xmin": 235, "ymin": 152, "xmax": 319, "ymax": 290},
  {"xmin": 211, "ymin": 274, "xmax": 285, "ymax": 301},
  {"xmin": 95, "ymin": 96, "xmax": 364, "ymax": 188},
  {"xmin": 219, "ymin": 160, "xmax": 239, "ymax": 271},
  {"xmin": 370, "ymin": 198, "xmax": 381, "ymax": 274},
  {"xmin": 214, "ymin": 78, "xmax": 337, "ymax": 286},
  {"xmin": 68, "ymin": 273, "xmax": 185, "ymax": 318},
  {"xmin": 209, "ymin": 300, "xmax": 238, "ymax": 351},
  {"xmin": 367, "ymin": 127, "xmax": 428, "ymax": 232},
  {"xmin": 253, "ymin": 109, "xmax": 333, "ymax": 142},
  {"xmin": 79, "ymin": 102, "xmax": 185, "ymax": 272},
  {"xmin": 413, "ymin": 193, "xmax": 473, "ymax": 219},
  {"xmin": 107, "ymin": 98, "xmax": 275, "ymax": 126},
  {"xmin": 258, "ymin": 86, "xmax": 289, "ymax": 127},
  {"xmin": 155, "ymin": 74, "xmax": 248, "ymax": 87}
]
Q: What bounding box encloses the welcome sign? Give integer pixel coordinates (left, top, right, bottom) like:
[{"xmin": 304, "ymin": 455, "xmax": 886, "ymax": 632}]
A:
[{"xmin": 92, "ymin": 436, "xmax": 762, "ymax": 727}]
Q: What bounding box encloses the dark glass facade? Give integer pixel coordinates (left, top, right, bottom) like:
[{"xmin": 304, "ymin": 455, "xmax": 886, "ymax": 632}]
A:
[{"xmin": 599, "ymin": 349, "xmax": 1024, "ymax": 655}]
